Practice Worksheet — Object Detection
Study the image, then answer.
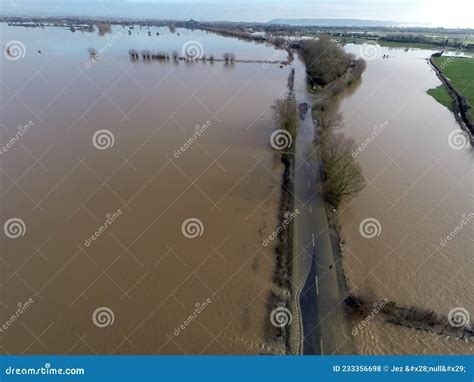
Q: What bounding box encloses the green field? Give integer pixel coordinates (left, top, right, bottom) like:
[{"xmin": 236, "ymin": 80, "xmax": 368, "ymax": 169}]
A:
[
  {"xmin": 428, "ymin": 56, "xmax": 474, "ymax": 118},
  {"xmin": 427, "ymin": 85, "xmax": 453, "ymax": 111}
]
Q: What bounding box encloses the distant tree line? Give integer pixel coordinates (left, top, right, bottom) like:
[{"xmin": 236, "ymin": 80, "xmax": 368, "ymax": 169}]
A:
[
  {"xmin": 379, "ymin": 33, "xmax": 471, "ymax": 49},
  {"xmin": 4, "ymin": 16, "xmax": 473, "ymax": 38}
]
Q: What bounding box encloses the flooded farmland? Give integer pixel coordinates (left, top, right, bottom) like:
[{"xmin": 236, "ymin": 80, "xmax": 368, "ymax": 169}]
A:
[
  {"xmin": 338, "ymin": 44, "xmax": 473, "ymax": 354},
  {"xmin": 0, "ymin": 24, "xmax": 292, "ymax": 354},
  {"xmin": 1, "ymin": 22, "xmax": 472, "ymax": 357}
]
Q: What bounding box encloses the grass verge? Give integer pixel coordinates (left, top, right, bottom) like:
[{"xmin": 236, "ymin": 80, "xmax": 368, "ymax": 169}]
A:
[
  {"xmin": 431, "ymin": 56, "xmax": 474, "ymax": 119},
  {"xmin": 427, "ymin": 85, "xmax": 453, "ymax": 111}
]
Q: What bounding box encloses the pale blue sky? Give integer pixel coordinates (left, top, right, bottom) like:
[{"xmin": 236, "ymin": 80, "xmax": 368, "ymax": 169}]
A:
[{"xmin": 1, "ymin": 0, "xmax": 473, "ymax": 28}]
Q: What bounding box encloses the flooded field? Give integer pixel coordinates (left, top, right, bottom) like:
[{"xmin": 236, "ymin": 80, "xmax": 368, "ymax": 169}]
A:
[
  {"xmin": 339, "ymin": 44, "xmax": 473, "ymax": 354},
  {"xmin": 1, "ymin": 23, "xmax": 472, "ymax": 356},
  {"xmin": 0, "ymin": 24, "xmax": 292, "ymax": 354}
]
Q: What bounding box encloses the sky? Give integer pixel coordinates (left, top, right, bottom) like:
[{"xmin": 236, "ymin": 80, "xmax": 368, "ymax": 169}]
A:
[{"xmin": 1, "ymin": 0, "xmax": 473, "ymax": 28}]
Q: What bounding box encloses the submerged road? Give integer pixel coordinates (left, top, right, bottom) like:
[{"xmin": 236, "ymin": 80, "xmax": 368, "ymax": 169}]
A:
[{"xmin": 292, "ymin": 65, "xmax": 354, "ymax": 355}]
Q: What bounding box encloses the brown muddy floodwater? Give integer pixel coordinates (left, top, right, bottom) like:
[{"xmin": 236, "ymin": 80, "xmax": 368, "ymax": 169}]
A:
[
  {"xmin": 339, "ymin": 44, "xmax": 473, "ymax": 354},
  {"xmin": 0, "ymin": 25, "xmax": 292, "ymax": 354}
]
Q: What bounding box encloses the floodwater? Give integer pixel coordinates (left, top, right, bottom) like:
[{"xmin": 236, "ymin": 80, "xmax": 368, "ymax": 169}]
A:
[
  {"xmin": 0, "ymin": 24, "xmax": 292, "ymax": 354},
  {"xmin": 339, "ymin": 44, "xmax": 473, "ymax": 354}
]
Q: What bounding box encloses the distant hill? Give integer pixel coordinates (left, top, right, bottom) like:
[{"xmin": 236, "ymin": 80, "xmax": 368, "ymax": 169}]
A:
[{"xmin": 267, "ymin": 18, "xmax": 400, "ymax": 27}]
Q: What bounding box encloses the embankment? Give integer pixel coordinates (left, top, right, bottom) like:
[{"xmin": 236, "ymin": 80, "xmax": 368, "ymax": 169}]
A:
[
  {"xmin": 428, "ymin": 55, "xmax": 474, "ymax": 143},
  {"xmin": 264, "ymin": 68, "xmax": 297, "ymax": 354}
]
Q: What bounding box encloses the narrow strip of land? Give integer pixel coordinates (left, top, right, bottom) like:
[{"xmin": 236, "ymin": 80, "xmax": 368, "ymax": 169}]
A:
[
  {"xmin": 428, "ymin": 55, "xmax": 474, "ymax": 139},
  {"xmin": 293, "ymin": 76, "xmax": 354, "ymax": 355}
]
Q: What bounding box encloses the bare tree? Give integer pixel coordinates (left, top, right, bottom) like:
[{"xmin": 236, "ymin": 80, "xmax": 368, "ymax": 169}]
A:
[
  {"xmin": 319, "ymin": 133, "xmax": 365, "ymax": 207},
  {"xmin": 223, "ymin": 52, "xmax": 231, "ymax": 63},
  {"xmin": 272, "ymin": 96, "xmax": 299, "ymax": 139},
  {"xmin": 128, "ymin": 49, "xmax": 139, "ymax": 61},
  {"xmin": 301, "ymin": 35, "xmax": 354, "ymax": 87},
  {"xmin": 313, "ymin": 102, "xmax": 343, "ymax": 133}
]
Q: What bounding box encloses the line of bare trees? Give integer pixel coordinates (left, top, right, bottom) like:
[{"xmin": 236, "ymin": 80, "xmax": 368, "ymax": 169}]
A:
[
  {"xmin": 128, "ymin": 49, "xmax": 236, "ymax": 63},
  {"xmin": 311, "ymin": 101, "xmax": 365, "ymax": 208},
  {"xmin": 319, "ymin": 132, "xmax": 365, "ymax": 208},
  {"xmin": 223, "ymin": 52, "xmax": 236, "ymax": 63},
  {"xmin": 295, "ymin": 36, "xmax": 367, "ymax": 207}
]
